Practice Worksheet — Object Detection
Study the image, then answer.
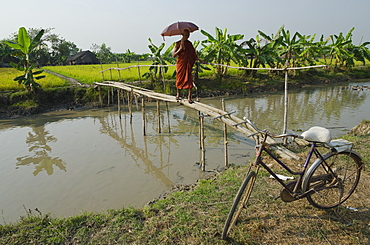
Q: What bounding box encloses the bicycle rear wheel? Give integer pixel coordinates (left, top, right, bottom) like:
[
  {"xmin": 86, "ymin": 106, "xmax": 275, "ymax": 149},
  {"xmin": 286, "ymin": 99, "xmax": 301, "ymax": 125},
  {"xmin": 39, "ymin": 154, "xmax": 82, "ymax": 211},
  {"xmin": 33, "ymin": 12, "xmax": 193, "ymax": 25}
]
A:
[
  {"xmin": 222, "ymin": 171, "xmax": 257, "ymax": 240},
  {"xmin": 303, "ymin": 150, "xmax": 362, "ymax": 209}
]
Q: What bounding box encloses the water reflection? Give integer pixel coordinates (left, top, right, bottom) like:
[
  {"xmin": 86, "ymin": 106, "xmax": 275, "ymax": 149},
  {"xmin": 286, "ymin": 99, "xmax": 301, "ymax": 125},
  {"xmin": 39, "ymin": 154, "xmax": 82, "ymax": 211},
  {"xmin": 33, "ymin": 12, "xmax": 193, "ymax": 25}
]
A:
[
  {"xmin": 98, "ymin": 114, "xmax": 174, "ymax": 188},
  {"xmin": 15, "ymin": 125, "xmax": 66, "ymax": 176},
  {"xmin": 214, "ymin": 83, "xmax": 370, "ymax": 135}
]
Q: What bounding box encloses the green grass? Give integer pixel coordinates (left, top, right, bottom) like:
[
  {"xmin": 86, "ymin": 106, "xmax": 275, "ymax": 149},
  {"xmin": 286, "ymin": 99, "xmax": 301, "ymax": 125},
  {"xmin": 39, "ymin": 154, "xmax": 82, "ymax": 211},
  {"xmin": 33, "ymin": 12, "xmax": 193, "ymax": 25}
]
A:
[
  {"xmin": 43, "ymin": 62, "xmax": 173, "ymax": 84},
  {"xmin": 43, "ymin": 62, "xmax": 217, "ymax": 84},
  {"xmin": 0, "ymin": 68, "xmax": 70, "ymax": 91}
]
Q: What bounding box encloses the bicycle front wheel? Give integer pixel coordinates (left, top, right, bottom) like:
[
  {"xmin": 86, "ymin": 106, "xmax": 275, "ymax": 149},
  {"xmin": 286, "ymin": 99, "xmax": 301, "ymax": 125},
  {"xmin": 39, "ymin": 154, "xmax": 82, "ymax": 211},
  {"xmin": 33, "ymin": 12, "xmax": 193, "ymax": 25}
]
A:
[
  {"xmin": 222, "ymin": 171, "xmax": 257, "ymax": 240},
  {"xmin": 303, "ymin": 150, "xmax": 363, "ymax": 209}
]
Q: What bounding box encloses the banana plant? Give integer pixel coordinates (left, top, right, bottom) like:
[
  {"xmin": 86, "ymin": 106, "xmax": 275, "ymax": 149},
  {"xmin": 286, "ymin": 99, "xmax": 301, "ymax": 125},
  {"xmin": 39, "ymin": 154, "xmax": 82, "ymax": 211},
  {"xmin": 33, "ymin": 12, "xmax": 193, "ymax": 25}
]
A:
[
  {"xmin": 327, "ymin": 28, "xmax": 354, "ymax": 68},
  {"xmin": 201, "ymin": 27, "xmax": 244, "ymax": 79},
  {"xmin": 278, "ymin": 27, "xmax": 305, "ymax": 68},
  {"xmin": 144, "ymin": 38, "xmax": 175, "ymax": 83},
  {"xmin": 349, "ymin": 41, "xmax": 370, "ymax": 66},
  {"xmin": 192, "ymin": 40, "xmax": 211, "ymax": 82},
  {"xmin": 241, "ymin": 30, "xmax": 283, "ymax": 75},
  {"xmin": 6, "ymin": 27, "xmax": 45, "ymax": 92}
]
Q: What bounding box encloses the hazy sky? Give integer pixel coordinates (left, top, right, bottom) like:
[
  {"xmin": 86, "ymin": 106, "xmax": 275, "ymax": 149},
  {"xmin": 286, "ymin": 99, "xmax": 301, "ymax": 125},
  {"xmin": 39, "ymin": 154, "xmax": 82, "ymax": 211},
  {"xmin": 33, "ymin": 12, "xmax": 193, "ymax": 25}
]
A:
[{"xmin": 1, "ymin": 0, "xmax": 369, "ymax": 54}]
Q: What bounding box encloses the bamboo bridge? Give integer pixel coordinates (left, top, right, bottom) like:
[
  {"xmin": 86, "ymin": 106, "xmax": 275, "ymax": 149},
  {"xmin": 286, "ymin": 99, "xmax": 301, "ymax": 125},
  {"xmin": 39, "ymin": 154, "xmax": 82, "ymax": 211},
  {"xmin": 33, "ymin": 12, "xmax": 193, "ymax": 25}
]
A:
[
  {"xmin": 94, "ymin": 80, "xmax": 300, "ymax": 171},
  {"xmin": 94, "ymin": 64, "xmax": 327, "ymax": 170}
]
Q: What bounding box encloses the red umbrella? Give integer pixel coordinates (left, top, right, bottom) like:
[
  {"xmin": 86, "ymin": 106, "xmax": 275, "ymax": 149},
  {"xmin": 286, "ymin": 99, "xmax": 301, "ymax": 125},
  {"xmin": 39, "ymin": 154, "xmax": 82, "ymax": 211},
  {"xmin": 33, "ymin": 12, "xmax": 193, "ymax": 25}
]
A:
[{"xmin": 160, "ymin": 21, "xmax": 199, "ymax": 37}]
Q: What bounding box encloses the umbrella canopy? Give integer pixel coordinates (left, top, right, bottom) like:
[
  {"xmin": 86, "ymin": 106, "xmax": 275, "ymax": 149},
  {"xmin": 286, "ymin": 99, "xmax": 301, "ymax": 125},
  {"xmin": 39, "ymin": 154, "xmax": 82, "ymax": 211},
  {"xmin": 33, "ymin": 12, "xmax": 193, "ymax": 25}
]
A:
[{"xmin": 160, "ymin": 21, "xmax": 199, "ymax": 37}]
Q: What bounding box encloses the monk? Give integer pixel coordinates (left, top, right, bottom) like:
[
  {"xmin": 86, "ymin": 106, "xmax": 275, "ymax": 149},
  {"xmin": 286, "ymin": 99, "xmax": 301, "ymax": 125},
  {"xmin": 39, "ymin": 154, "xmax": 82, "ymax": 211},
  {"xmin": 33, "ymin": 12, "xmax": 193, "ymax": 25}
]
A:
[{"xmin": 173, "ymin": 29, "xmax": 198, "ymax": 103}]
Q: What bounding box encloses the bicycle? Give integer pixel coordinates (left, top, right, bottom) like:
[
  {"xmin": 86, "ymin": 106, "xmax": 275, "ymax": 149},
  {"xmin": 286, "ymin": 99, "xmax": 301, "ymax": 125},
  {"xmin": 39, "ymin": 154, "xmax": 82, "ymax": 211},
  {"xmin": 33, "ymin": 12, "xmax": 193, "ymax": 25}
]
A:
[{"xmin": 222, "ymin": 119, "xmax": 364, "ymax": 240}]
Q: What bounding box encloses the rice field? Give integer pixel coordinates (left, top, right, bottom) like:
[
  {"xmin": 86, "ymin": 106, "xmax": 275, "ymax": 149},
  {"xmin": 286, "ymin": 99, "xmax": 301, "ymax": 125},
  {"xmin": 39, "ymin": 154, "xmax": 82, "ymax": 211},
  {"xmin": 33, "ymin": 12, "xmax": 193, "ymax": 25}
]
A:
[
  {"xmin": 0, "ymin": 68, "xmax": 69, "ymax": 91},
  {"xmin": 43, "ymin": 62, "xmax": 176, "ymax": 84},
  {"xmin": 43, "ymin": 61, "xmax": 217, "ymax": 84}
]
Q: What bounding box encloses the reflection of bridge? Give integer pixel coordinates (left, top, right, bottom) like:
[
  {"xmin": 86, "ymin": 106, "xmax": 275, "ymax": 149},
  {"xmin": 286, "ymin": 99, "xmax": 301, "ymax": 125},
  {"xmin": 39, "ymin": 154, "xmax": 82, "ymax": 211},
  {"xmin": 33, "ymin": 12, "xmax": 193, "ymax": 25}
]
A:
[
  {"xmin": 98, "ymin": 116, "xmax": 175, "ymax": 189},
  {"xmin": 95, "ymin": 81, "xmax": 299, "ymax": 170}
]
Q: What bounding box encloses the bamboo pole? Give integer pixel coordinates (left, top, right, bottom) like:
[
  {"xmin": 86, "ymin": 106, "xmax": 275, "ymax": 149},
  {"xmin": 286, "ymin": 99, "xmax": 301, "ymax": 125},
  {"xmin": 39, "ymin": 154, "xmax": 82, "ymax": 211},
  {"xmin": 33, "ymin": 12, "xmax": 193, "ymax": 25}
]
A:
[
  {"xmin": 283, "ymin": 68, "xmax": 288, "ymax": 134},
  {"xmin": 137, "ymin": 60, "xmax": 142, "ymax": 86},
  {"xmin": 199, "ymin": 113, "xmax": 206, "ymax": 171},
  {"xmin": 117, "ymin": 89, "xmax": 121, "ymax": 119},
  {"xmin": 100, "ymin": 63, "xmax": 105, "ymax": 81},
  {"xmin": 157, "ymin": 100, "xmax": 161, "ymax": 133},
  {"xmin": 98, "ymin": 85, "xmax": 102, "ymax": 107},
  {"xmin": 116, "ymin": 58, "xmax": 121, "ymax": 81},
  {"xmin": 221, "ymin": 98, "xmax": 229, "ymax": 167},
  {"xmin": 142, "ymin": 96, "xmax": 146, "ymax": 136},
  {"xmin": 107, "ymin": 88, "xmax": 110, "ymax": 106},
  {"xmin": 165, "ymin": 101, "xmax": 171, "ymax": 133},
  {"xmin": 129, "ymin": 88, "xmax": 133, "ymax": 124}
]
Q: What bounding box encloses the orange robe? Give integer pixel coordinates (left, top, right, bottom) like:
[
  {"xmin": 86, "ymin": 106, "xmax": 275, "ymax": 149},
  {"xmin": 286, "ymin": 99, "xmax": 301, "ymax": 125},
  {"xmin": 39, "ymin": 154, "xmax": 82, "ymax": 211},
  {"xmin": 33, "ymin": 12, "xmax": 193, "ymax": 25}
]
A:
[{"xmin": 175, "ymin": 40, "xmax": 197, "ymax": 89}]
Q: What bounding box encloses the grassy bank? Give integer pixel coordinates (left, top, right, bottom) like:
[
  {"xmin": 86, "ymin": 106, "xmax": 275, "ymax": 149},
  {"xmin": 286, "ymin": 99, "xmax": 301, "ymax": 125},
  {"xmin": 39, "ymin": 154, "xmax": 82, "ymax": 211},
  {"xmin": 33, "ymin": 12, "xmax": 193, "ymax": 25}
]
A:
[
  {"xmin": 0, "ymin": 121, "xmax": 369, "ymax": 244},
  {"xmin": 2, "ymin": 65, "xmax": 370, "ymax": 118},
  {"xmin": 0, "ymin": 86, "xmax": 107, "ymax": 118}
]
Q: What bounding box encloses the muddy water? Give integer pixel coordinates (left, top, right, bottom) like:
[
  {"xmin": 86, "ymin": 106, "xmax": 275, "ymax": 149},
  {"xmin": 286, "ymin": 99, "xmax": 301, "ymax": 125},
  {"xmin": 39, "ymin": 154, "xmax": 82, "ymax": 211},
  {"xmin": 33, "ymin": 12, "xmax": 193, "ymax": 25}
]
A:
[{"xmin": 0, "ymin": 81, "xmax": 369, "ymax": 223}]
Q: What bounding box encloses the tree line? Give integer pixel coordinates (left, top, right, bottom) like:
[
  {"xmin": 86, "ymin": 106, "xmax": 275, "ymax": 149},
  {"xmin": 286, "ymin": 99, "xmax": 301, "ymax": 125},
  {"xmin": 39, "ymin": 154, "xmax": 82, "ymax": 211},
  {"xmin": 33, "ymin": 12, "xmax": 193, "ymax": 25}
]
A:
[
  {"xmin": 0, "ymin": 27, "xmax": 150, "ymax": 67},
  {"xmin": 147, "ymin": 26, "xmax": 370, "ymax": 81},
  {"xmin": 1, "ymin": 26, "xmax": 370, "ymax": 91}
]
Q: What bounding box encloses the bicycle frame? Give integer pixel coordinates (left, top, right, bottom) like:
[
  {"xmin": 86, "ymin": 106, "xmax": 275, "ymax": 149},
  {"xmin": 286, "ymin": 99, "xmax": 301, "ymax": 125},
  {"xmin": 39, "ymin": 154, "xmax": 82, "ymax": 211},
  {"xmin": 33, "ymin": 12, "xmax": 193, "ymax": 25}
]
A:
[{"xmin": 254, "ymin": 132, "xmax": 327, "ymax": 199}]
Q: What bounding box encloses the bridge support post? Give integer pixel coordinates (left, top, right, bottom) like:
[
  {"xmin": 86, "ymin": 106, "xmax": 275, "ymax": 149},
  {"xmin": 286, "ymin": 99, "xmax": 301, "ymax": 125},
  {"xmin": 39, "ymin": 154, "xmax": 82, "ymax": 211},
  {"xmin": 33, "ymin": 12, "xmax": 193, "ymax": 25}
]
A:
[
  {"xmin": 107, "ymin": 88, "xmax": 110, "ymax": 106},
  {"xmin": 221, "ymin": 99, "xmax": 229, "ymax": 167},
  {"xmin": 165, "ymin": 101, "xmax": 171, "ymax": 133},
  {"xmin": 142, "ymin": 96, "xmax": 146, "ymax": 136},
  {"xmin": 117, "ymin": 89, "xmax": 121, "ymax": 119},
  {"xmin": 129, "ymin": 88, "xmax": 133, "ymax": 124},
  {"xmin": 98, "ymin": 85, "xmax": 102, "ymax": 107},
  {"xmin": 157, "ymin": 100, "xmax": 161, "ymax": 133},
  {"xmin": 199, "ymin": 112, "xmax": 206, "ymax": 171}
]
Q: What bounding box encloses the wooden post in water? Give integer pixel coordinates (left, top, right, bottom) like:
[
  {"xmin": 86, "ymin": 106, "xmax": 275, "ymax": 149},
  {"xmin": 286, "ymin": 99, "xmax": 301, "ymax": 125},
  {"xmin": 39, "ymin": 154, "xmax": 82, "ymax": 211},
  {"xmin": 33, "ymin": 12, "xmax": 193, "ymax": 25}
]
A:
[
  {"xmin": 117, "ymin": 89, "xmax": 121, "ymax": 119},
  {"xmin": 199, "ymin": 112, "xmax": 206, "ymax": 171},
  {"xmin": 142, "ymin": 96, "xmax": 146, "ymax": 136},
  {"xmin": 157, "ymin": 100, "xmax": 161, "ymax": 133},
  {"xmin": 221, "ymin": 98, "xmax": 229, "ymax": 167},
  {"xmin": 283, "ymin": 67, "xmax": 289, "ymax": 134},
  {"xmin": 165, "ymin": 101, "xmax": 171, "ymax": 133},
  {"xmin": 129, "ymin": 88, "xmax": 133, "ymax": 124},
  {"xmin": 98, "ymin": 85, "xmax": 102, "ymax": 107},
  {"xmin": 107, "ymin": 88, "xmax": 110, "ymax": 106}
]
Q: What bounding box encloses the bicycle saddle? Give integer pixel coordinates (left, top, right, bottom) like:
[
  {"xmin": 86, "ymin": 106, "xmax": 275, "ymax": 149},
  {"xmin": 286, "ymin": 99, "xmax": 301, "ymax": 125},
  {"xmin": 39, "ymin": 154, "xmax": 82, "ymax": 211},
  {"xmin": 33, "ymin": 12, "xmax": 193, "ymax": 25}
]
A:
[{"xmin": 301, "ymin": 126, "xmax": 332, "ymax": 143}]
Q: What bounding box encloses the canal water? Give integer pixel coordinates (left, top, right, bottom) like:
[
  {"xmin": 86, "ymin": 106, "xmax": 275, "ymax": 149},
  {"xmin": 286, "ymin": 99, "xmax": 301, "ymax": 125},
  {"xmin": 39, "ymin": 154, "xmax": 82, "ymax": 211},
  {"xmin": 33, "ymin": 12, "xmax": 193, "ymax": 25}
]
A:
[{"xmin": 0, "ymin": 81, "xmax": 369, "ymax": 223}]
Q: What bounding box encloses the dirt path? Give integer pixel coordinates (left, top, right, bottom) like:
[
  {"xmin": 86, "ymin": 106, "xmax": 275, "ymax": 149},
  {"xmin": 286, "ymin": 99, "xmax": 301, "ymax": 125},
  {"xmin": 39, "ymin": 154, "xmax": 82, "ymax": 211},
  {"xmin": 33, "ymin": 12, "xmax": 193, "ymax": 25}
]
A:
[{"xmin": 44, "ymin": 70, "xmax": 91, "ymax": 87}]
